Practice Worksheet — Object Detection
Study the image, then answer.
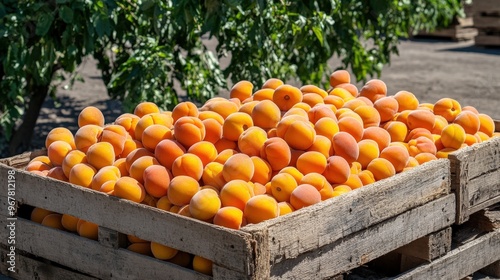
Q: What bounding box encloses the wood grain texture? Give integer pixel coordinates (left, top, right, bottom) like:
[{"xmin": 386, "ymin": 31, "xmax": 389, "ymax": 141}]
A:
[
  {"xmin": 0, "ymin": 161, "xmax": 254, "ymax": 275},
  {"xmin": 268, "ymin": 194, "xmax": 455, "ymax": 279},
  {"xmin": 480, "ymin": 260, "xmax": 500, "ymax": 278},
  {"xmin": 0, "ymin": 217, "xmax": 211, "ymax": 280},
  {"xmin": 98, "ymin": 227, "xmax": 127, "ymax": 249},
  {"xmin": 394, "ymin": 228, "xmax": 500, "ymax": 280},
  {"xmin": 449, "ymin": 136, "xmax": 500, "ymax": 224},
  {"xmin": 472, "ymin": 0, "xmax": 500, "ymax": 14},
  {"xmin": 243, "ymin": 159, "xmax": 450, "ymax": 265},
  {"xmin": 396, "ymin": 227, "xmax": 452, "ymax": 262},
  {"xmin": 474, "ymin": 16, "xmax": 500, "ymax": 29},
  {"xmin": 0, "ymin": 247, "xmax": 98, "ymax": 280}
]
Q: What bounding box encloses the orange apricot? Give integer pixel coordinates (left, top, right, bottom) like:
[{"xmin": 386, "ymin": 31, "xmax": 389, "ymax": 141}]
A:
[
  {"xmin": 307, "ymin": 135, "xmax": 333, "ymax": 158},
  {"xmin": 278, "ymin": 201, "xmax": 295, "ymax": 216},
  {"xmin": 260, "ymin": 137, "xmax": 291, "ymax": 171},
  {"xmin": 406, "ymin": 127, "xmax": 433, "ymax": 142},
  {"xmin": 270, "ymin": 173, "xmax": 298, "ymax": 202},
  {"xmin": 115, "ymin": 113, "xmax": 140, "ymax": 138},
  {"xmin": 86, "ymin": 142, "xmax": 115, "ymax": 170},
  {"xmin": 187, "ymin": 141, "xmax": 218, "ymax": 167},
  {"xmin": 367, "ymin": 158, "xmax": 396, "ymax": 181},
  {"xmin": 357, "ymin": 139, "xmax": 380, "ymax": 169},
  {"xmin": 300, "ymin": 84, "xmax": 328, "ymax": 98},
  {"xmin": 408, "ymin": 136, "xmax": 437, "ymax": 157},
  {"xmin": 329, "ymin": 70, "xmax": 351, "ymax": 88},
  {"xmin": 222, "ymin": 153, "xmax": 254, "ymax": 182},
  {"xmin": 230, "ymin": 80, "xmax": 253, "ymax": 102},
  {"xmin": 200, "ymin": 100, "xmax": 239, "ymax": 119},
  {"xmin": 192, "ymin": 255, "xmax": 213, "ymax": 276},
  {"xmin": 344, "ymin": 174, "xmax": 363, "ymax": 190},
  {"xmin": 323, "ymin": 95, "xmax": 345, "ymax": 108},
  {"xmin": 127, "ymin": 243, "xmax": 153, "ymax": 256},
  {"xmin": 436, "ymin": 148, "xmax": 458, "ymax": 159},
  {"xmin": 414, "ymin": 152, "xmax": 438, "ymax": 165},
  {"xmin": 151, "ymin": 242, "xmax": 178, "ymax": 260},
  {"xmin": 354, "ymin": 105, "xmax": 381, "ymax": 128},
  {"xmin": 296, "ymin": 151, "xmax": 327, "ymax": 175},
  {"xmin": 201, "ymin": 162, "xmax": 226, "ymax": 190},
  {"xmin": 40, "ymin": 213, "xmax": 64, "ymax": 230},
  {"xmin": 302, "ymin": 93, "xmax": 324, "ymax": 107},
  {"xmin": 167, "ymin": 175, "xmax": 200, "ymax": 206},
  {"xmin": 69, "ymin": 163, "xmax": 96, "ymax": 188},
  {"xmin": 250, "ymin": 156, "xmax": 272, "ymax": 185},
  {"xmin": 252, "ymin": 88, "xmax": 275, "ymax": 101},
  {"xmin": 394, "ymin": 91, "xmax": 419, "ymax": 112},
  {"xmin": 332, "ymin": 132, "xmax": 359, "ymax": 164},
  {"xmin": 78, "ymin": 106, "xmax": 104, "ymax": 127},
  {"xmin": 441, "ymin": 123, "xmax": 466, "ymax": 150},
  {"xmin": 433, "ymin": 98, "xmax": 461, "ymax": 122},
  {"xmin": 47, "ymin": 140, "xmax": 73, "ymax": 167},
  {"xmin": 173, "ymin": 116, "xmax": 206, "ymax": 149},
  {"xmin": 279, "ymin": 166, "xmax": 304, "ymax": 185},
  {"xmin": 100, "ymin": 180, "xmax": 116, "ymax": 195},
  {"xmin": 134, "ymin": 102, "xmax": 160, "ymax": 118},
  {"xmin": 31, "ymin": 208, "xmax": 55, "ymax": 224},
  {"xmin": 142, "ymin": 125, "xmax": 173, "ymax": 151},
  {"xmin": 308, "ymin": 104, "xmax": 337, "ymax": 124},
  {"xmin": 314, "ymin": 117, "xmax": 339, "ymax": 140},
  {"xmin": 374, "ymin": 96, "xmax": 399, "ymax": 122},
  {"xmin": 454, "ymin": 111, "xmax": 480, "ymax": 135},
  {"xmin": 362, "ymin": 127, "xmax": 391, "ymax": 151},
  {"xmin": 113, "ymin": 176, "xmax": 146, "ymax": 203},
  {"xmin": 74, "ymin": 124, "xmax": 103, "ymax": 153},
  {"xmin": 237, "ymin": 127, "xmax": 267, "ymax": 157},
  {"xmin": 61, "ymin": 214, "xmax": 79, "ymax": 232},
  {"xmin": 383, "ymin": 121, "xmax": 408, "ymax": 143},
  {"xmin": 359, "ymin": 79, "xmax": 387, "ymax": 102},
  {"xmin": 330, "ymin": 87, "xmax": 355, "ymax": 101},
  {"xmin": 322, "ymin": 155, "xmax": 351, "ymax": 184},
  {"xmin": 129, "ymin": 155, "xmax": 159, "ymax": 183},
  {"xmin": 171, "ymin": 101, "xmax": 199, "ymax": 123},
  {"xmin": 198, "ymin": 111, "xmax": 224, "ymax": 125},
  {"xmin": 300, "ymin": 172, "xmax": 331, "ymax": 192},
  {"xmin": 156, "ymin": 196, "xmax": 173, "ymax": 211},
  {"xmin": 77, "ymin": 219, "xmax": 99, "ymax": 240},
  {"xmin": 238, "ymin": 100, "xmax": 259, "ymax": 115},
  {"xmin": 222, "ymin": 112, "xmax": 253, "ymax": 142},
  {"xmin": 478, "ymin": 113, "xmax": 495, "ymax": 137},
  {"xmin": 277, "ymin": 117, "xmax": 316, "ymax": 150},
  {"xmin": 250, "ymin": 100, "xmax": 281, "ymax": 129},
  {"xmin": 220, "ymin": 180, "xmax": 254, "ymax": 211},
  {"xmin": 244, "ymin": 194, "xmax": 279, "ymax": 224},
  {"xmin": 262, "ymin": 78, "xmax": 284, "ymax": 90},
  {"xmin": 26, "ymin": 160, "xmax": 52, "ymax": 173},
  {"xmin": 135, "ymin": 113, "xmax": 173, "ymax": 142},
  {"xmin": 189, "ymin": 188, "xmax": 221, "ymax": 221},
  {"xmin": 379, "ymin": 145, "xmax": 410, "ymax": 173},
  {"xmin": 202, "ymin": 118, "xmax": 223, "ymax": 144},
  {"xmin": 273, "ymin": 84, "xmax": 303, "ymax": 111},
  {"xmin": 213, "ymin": 206, "xmax": 245, "ymax": 230},
  {"xmin": 62, "ymin": 150, "xmax": 87, "ymax": 178},
  {"xmin": 358, "ymin": 170, "xmax": 375, "ymax": 186},
  {"xmin": 171, "ymin": 153, "xmax": 204, "ymax": 181},
  {"xmin": 45, "ymin": 127, "xmax": 75, "ymax": 149},
  {"xmin": 338, "ymin": 116, "xmax": 364, "ymax": 142},
  {"xmin": 407, "ymin": 110, "xmax": 435, "ymax": 131},
  {"xmin": 290, "ymin": 184, "xmax": 321, "ymax": 210},
  {"xmin": 143, "ymin": 165, "xmax": 171, "ymax": 198},
  {"xmin": 99, "ymin": 124, "xmax": 128, "ymax": 155},
  {"xmin": 91, "ymin": 166, "xmax": 120, "ymax": 191},
  {"xmin": 154, "ymin": 139, "xmax": 186, "ymax": 170}
]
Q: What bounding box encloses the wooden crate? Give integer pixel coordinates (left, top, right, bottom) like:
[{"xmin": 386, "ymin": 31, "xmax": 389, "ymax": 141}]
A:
[
  {"xmin": 473, "ymin": 0, "xmax": 500, "ymax": 47},
  {"xmin": 449, "ymin": 121, "xmax": 500, "ymax": 224},
  {"xmin": 0, "ymin": 150, "xmax": 453, "ymax": 279}
]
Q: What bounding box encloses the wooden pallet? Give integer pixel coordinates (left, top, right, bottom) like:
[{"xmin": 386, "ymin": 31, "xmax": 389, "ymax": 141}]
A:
[
  {"xmin": 348, "ymin": 203, "xmax": 500, "ymax": 280},
  {"xmin": 449, "ymin": 121, "xmax": 500, "ymax": 224},
  {"xmin": 0, "ymin": 149, "xmax": 453, "ymax": 279}
]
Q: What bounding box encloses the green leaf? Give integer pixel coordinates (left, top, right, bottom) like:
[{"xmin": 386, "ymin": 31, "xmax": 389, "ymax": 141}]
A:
[
  {"xmin": 35, "ymin": 13, "xmax": 54, "ymax": 36},
  {"xmin": 59, "ymin": 6, "xmax": 74, "ymax": 23},
  {"xmin": 312, "ymin": 26, "xmax": 323, "ymax": 45},
  {"xmin": 56, "ymin": 0, "xmax": 69, "ymax": 3}
]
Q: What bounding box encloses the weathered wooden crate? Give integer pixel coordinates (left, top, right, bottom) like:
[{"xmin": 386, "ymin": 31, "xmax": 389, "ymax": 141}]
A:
[
  {"xmin": 473, "ymin": 0, "xmax": 500, "ymax": 47},
  {"xmin": 348, "ymin": 203, "xmax": 500, "ymax": 280},
  {"xmin": 449, "ymin": 121, "xmax": 500, "ymax": 224},
  {"xmin": 0, "ymin": 151, "xmax": 453, "ymax": 280}
]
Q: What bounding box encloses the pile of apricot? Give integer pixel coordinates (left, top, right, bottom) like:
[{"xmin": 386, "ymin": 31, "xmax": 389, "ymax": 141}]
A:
[{"xmin": 25, "ymin": 70, "xmax": 498, "ymax": 274}]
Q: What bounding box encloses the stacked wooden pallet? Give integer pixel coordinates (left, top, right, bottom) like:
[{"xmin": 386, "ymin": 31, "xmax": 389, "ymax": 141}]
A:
[{"xmin": 473, "ymin": 0, "xmax": 500, "ymax": 47}]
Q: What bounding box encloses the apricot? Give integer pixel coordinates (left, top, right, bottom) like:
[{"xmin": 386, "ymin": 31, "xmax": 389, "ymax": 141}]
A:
[
  {"xmin": 354, "ymin": 105, "xmax": 381, "ymax": 128},
  {"xmin": 344, "ymin": 174, "xmax": 363, "ymax": 190},
  {"xmin": 100, "ymin": 180, "xmax": 116, "ymax": 195},
  {"xmin": 307, "ymin": 135, "xmax": 333, "ymax": 158},
  {"xmin": 273, "ymin": 84, "xmax": 303, "ymax": 111},
  {"xmin": 31, "ymin": 208, "xmax": 55, "ymax": 224},
  {"xmin": 478, "ymin": 113, "xmax": 495, "ymax": 137},
  {"xmin": 393, "ymin": 91, "xmax": 419, "ymax": 112},
  {"xmin": 441, "ymin": 123, "xmax": 466, "ymax": 150},
  {"xmin": 277, "ymin": 117, "xmax": 316, "ymax": 150},
  {"xmin": 308, "ymin": 104, "xmax": 337, "ymax": 124},
  {"xmin": 171, "ymin": 101, "xmax": 199, "ymax": 123},
  {"xmin": 238, "ymin": 127, "xmax": 268, "ymax": 157},
  {"xmin": 133, "ymin": 102, "xmax": 160, "ymax": 118},
  {"xmin": 135, "ymin": 113, "xmax": 173, "ymax": 142},
  {"xmin": 358, "ymin": 170, "xmax": 375, "ymax": 186},
  {"xmin": 329, "ymin": 70, "xmax": 351, "ymax": 87},
  {"xmin": 279, "ymin": 166, "xmax": 304, "ymax": 185},
  {"xmin": 86, "ymin": 142, "xmax": 115, "ymax": 170},
  {"xmin": 198, "ymin": 111, "xmax": 224, "ymax": 125},
  {"xmin": 406, "ymin": 127, "xmax": 433, "ymax": 142},
  {"xmin": 220, "ymin": 180, "xmax": 254, "ymax": 211},
  {"xmin": 359, "ymin": 79, "xmax": 387, "ymax": 102},
  {"xmin": 362, "ymin": 127, "xmax": 391, "ymax": 151},
  {"xmin": 142, "ymin": 125, "xmax": 173, "ymax": 151},
  {"xmin": 91, "ymin": 166, "xmax": 120, "ymax": 191},
  {"xmin": 408, "ymin": 136, "xmax": 437, "ymax": 157},
  {"xmin": 154, "ymin": 139, "xmax": 186, "ymax": 170},
  {"xmin": 78, "ymin": 106, "xmax": 104, "ymax": 127},
  {"xmin": 250, "ymin": 156, "xmax": 272, "ymax": 185},
  {"xmin": 61, "ymin": 214, "xmax": 79, "ymax": 232},
  {"xmin": 193, "ymin": 255, "xmax": 213, "ymax": 276},
  {"xmin": 214, "ymin": 149, "xmax": 239, "ymax": 164},
  {"xmin": 296, "ymin": 151, "xmax": 327, "ymax": 175},
  {"xmin": 74, "ymin": 125, "xmax": 103, "ymax": 153},
  {"xmin": 247, "ymin": 100, "xmax": 281, "ymax": 130},
  {"xmin": 270, "ymin": 173, "xmax": 298, "ymax": 202},
  {"xmin": 415, "ymin": 152, "xmax": 438, "ymax": 164},
  {"xmin": 407, "ymin": 110, "xmax": 435, "ymax": 131},
  {"xmin": 143, "ymin": 165, "xmax": 171, "ymax": 198},
  {"xmin": 314, "ymin": 117, "xmax": 339, "ymax": 140},
  {"xmin": 434, "ymin": 98, "xmax": 461, "ymax": 122},
  {"xmin": 336, "ymin": 83, "xmax": 359, "ymax": 97},
  {"xmin": 300, "ymin": 84, "xmax": 329, "ymax": 98},
  {"xmin": 222, "ymin": 153, "xmax": 254, "ymax": 182},
  {"xmin": 238, "ymin": 100, "xmax": 259, "ymax": 115},
  {"xmin": 171, "ymin": 153, "xmax": 203, "ymax": 181},
  {"xmin": 113, "ymin": 176, "xmax": 146, "ymax": 203},
  {"xmin": 61, "ymin": 150, "xmax": 86, "ymax": 178},
  {"xmin": 367, "ymin": 158, "xmax": 396, "ymax": 181},
  {"xmin": 26, "ymin": 160, "xmax": 52, "ymax": 173},
  {"xmin": 332, "ymin": 132, "xmax": 359, "ymax": 164},
  {"xmin": 129, "ymin": 155, "xmax": 159, "ymax": 183},
  {"xmin": 454, "ymin": 111, "xmax": 480, "ymax": 135},
  {"xmin": 222, "ymin": 112, "xmax": 253, "ymax": 142},
  {"xmin": 45, "ymin": 127, "xmax": 75, "ymax": 149},
  {"xmin": 290, "ymin": 184, "xmax": 321, "ymax": 210},
  {"xmin": 322, "ymin": 155, "xmax": 350, "ymax": 184},
  {"xmin": 330, "ymin": 87, "xmax": 355, "ymax": 101},
  {"xmin": 77, "ymin": 219, "xmax": 99, "ymax": 240},
  {"xmin": 338, "ymin": 116, "xmax": 364, "ymax": 142},
  {"xmin": 69, "ymin": 163, "xmax": 96, "ymax": 188},
  {"xmin": 168, "ymin": 175, "xmax": 200, "ymax": 206},
  {"xmin": 282, "ymin": 107, "xmax": 309, "ymax": 119},
  {"xmin": 200, "ymin": 100, "xmax": 239, "ymax": 119},
  {"xmin": 262, "ymin": 78, "xmax": 284, "ymax": 90},
  {"xmin": 436, "ymin": 148, "xmax": 458, "ymax": 159},
  {"xmin": 202, "ymin": 118, "xmax": 223, "ymax": 144},
  {"xmin": 127, "ymin": 242, "xmax": 153, "ymax": 256},
  {"xmin": 357, "ymin": 139, "xmax": 380, "ymax": 169},
  {"xmin": 230, "ymin": 80, "xmax": 253, "ymax": 102},
  {"xmin": 374, "ymin": 96, "xmax": 399, "ymax": 122},
  {"xmin": 383, "ymin": 121, "xmax": 408, "ymax": 143},
  {"xmin": 302, "ymin": 93, "xmax": 324, "ymax": 107},
  {"xmin": 189, "ymin": 188, "xmax": 221, "ymax": 221},
  {"xmin": 252, "ymin": 88, "xmax": 275, "ymax": 101},
  {"xmin": 99, "ymin": 124, "xmax": 128, "ymax": 155},
  {"xmin": 187, "ymin": 141, "xmax": 218, "ymax": 167},
  {"xmin": 300, "ymin": 172, "xmax": 331, "ymax": 192},
  {"xmin": 277, "ymin": 201, "xmax": 295, "ymax": 216},
  {"xmin": 151, "ymin": 242, "xmax": 178, "ymax": 260},
  {"xmin": 379, "ymin": 145, "xmax": 410, "ymax": 172},
  {"xmin": 260, "ymin": 137, "xmax": 291, "ymax": 171},
  {"xmin": 244, "ymin": 194, "xmax": 279, "ymax": 224},
  {"xmin": 47, "ymin": 140, "xmax": 73, "ymax": 167},
  {"xmin": 213, "ymin": 206, "xmax": 244, "ymax": 230},
  {"xmin": 214, "ymin": 137, "xmax": 238, "ymax": 153},
  {"xmin": 323, "ymin": 95, "xmax": 345, "ymax": 108},
  {"xmin": 115, "ymin": 113, "xmax": 140, "ymax": 138}
]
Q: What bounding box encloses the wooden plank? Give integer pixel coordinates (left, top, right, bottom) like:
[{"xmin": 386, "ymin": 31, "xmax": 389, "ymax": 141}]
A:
[
  {"xmin": 98, "ymin": 227, "xmax": 127, "ymax": 249},
  {"xmin": 0, "ymin": 149, "xmax": 45, "ymax": 169},
  {"xmin": 394, "ymin": 228, "xmax": 500, "ymax": 280},
  {"xmin": 0, "ymin": 162, "xmax": 254, "ymax": 275},
  {"xmin": 472, "ymin": 0, "xmax": 500, "ymax": 14},
  {"xmin": 396, "ymin": 227, "xmax": 452, "ymax": 261},
  {"xmin": 268, "ymin": 194, "xmax": 455, "ymax": 279},
  {"xmin": 449, "ymin": 137, "xmax": 500, "ymax": 224},
  {"xmin": 243, "ymin": 159, "xmax": 450, "ymax": 265},
  {"xmin": 0, "ymin": 217, "xmax": 211, "ymax": 280},
  {"xmin": 0, "ymin": 247, "xmax": 98, "ymax": 280},
  {"xmin": 471, "ymin": 204, "xmax": 500, "ymax": 232},
  {"xmin": 495, "ymin": 120, "xmax": 500, "ymax": 133},
  {"xmin": 474, "ymin": 15, "xmax": 500, "ymax": 30},
  {"xmin": 475, "ymin": 34, "xmax": 500, "ymax": 47},
  {"xmin": 480, "ymin": 260, "xmax": 500, "ymax": 278}
]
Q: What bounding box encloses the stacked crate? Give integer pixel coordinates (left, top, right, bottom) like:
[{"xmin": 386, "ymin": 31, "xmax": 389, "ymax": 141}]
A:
[{"xmin": 473, "ymin": 0, "xmax": 500, "ymax": 47}]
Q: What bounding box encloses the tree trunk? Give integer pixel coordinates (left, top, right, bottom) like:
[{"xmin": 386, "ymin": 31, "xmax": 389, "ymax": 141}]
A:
[{"xmin": 8, "ymin": 85, "xmax": 48, "ymax": 156}]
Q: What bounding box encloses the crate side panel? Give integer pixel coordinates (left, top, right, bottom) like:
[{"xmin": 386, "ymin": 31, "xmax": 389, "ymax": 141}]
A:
[
  {"xmin": 269, "ymin": 194, "xmax": 455, "ymax": 279},
  {"xmin": 243, "ymin": 159, "xmax": 450, "ymax": 264},
  {"xmin": 0, "ymin": 164, "xmax": 254, "ymax": 275},
  {"xmin": 0, "ymin": 217, "xmax": 211, "ymax": 280}
]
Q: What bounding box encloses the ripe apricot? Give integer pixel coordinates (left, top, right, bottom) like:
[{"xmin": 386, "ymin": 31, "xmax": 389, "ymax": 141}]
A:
[
  {"xmin": 314, "ymin": 117, "xmax": 339, "ymax": 140},
  {"xmin": 478, "ymin": 113, "xmax": 495, "ymax": 137},
  {"xmin": 187, "ymin": 141, "xmax": 218, "ymax": 167},
  {"xmin": 143, "ymin": 165, "xmax": 171, "ymax": 198},
  {"xmin": 251, "ymin": 100, "xmax": 281, "ymax": 129},
  {"xmin": 407, "ymin": 110, "xmax": 435, "ymax": 131},
  {"xmin": 414, "ymin": 152, "xmax": 438, "ymax": 164},
  {"xmin": 260, "ymin": 137, "xmax": 291, "ymax": 171},
  {"xmin": 362, "ymin": 127, "xmax": 391, "ymax": 151},
  {"xmin": 200, "ymin": 100, "xmax": 239, "ymax": 119},
  {"xmin": 78, "ymin": 106, "xmax": 104, "ymax": 127},
  {"xmin": 379, "ymin": 145, "xmax": 410, "ymax": 173},
  {"xmin": 129, "ymin": 155, "xmax": 159, "ymax": 183},
  {"xmin": 135, "ymin": 113, "xmax": 173, "ymax": 141},
  {"xmin": 358, "ymin": 170, "xmax": 375, "ymax": 186},
  {"xmin": 91, "ymin": 166, "xmax": 120, "ymax": 191},
  {"xmin": 273, "ymin": 84, "xmax": 303, "ymax": 111},
  {"xmin": 262, "ymin": 78, "xmax": 284, "ymax": 90},
  {"xmin": 307, "ymin": 135, "xmax": 333, "ymax": 158},
  {"xmin": 86, "ymin": 142, "xmax": 115, "ymax": 170},
  {"xmin": 329, "ymin": 70, "xmax": 351, "ymax": 87},
  {"xmin": 26, "ymin": 160, "xmax": 52, "ymax": 173},
  {"xmin": 296, "ymin": 151, "xmax": 327, "ymax": 175},
  {"xmin": 302, "ymin": 93, "xmax": 324, "ymax": 107},
  {"xmin": 45, "ymin": 127, "xmax": 75, "ymax": 149},
  {"xmin": 151, "ymin": 242, "xmax": 178, "ymax": 260},
  {"xmin": 374, "ymin": 97, "xmax": 399, "ymax": 122},
  {"xmin": 222, "ymin": 112, "xmax": 253, "ymax": 142},
  {"xmin": 142, "ymin": 125, "xmax": 173, "ymax": 151},
  {"xmin": 290, "ymin": 184, "xmax": 321, "ymax": 210},
  {"xmin": 434, "ymin": 98, "xmax": 461, "ymax": 122},
  {"xmin": 213, "ymin": 206, "xmax": 244, "ymax": 230},
  {"xmin": 338, "ymin": 116, "xmax": 364, "ymax": 142},
  {"xmin": 230, "ymin": 80, "xmax": 253, "ymax": 102},
  {"xmin": 394, "ymin": 91, "xmax": 419, "ymax": 112},
  {"xmin": 300, "ymin": 172, "xmax": 331, "ymax": 192},
  {"xmin": 193, "ymin": 255, "xmax": 213, "ymax": 276},
  {"xmin": 134, "ymin": 102, "xmax": 160, "ymax": 118},
  {"xmin": 154, "ymin": 139, "xmax": 186, "ymax": 170},
  {"xmin": 322, "ymin": 155, "xmax": 350, "ymax": 184},
  {"xmin": 173, "ymin": 116, "xmax": 206, "ymax": 148},
  {"xmin": 214, "ymin": 149, "xmax": 239, "ymax": 164},
  {"xmin": 308, "ymin": 104, "xmax": 337, "ymax": 124},
  {"xmin": 171, "ymin": 153, "xmax": 204, "ymax": 181},
  {"xmin": 252, "ymin": 88, "xmax": 275, "ymax": 101},
  {"xmin": 47, "ymin": 140, "xmax": 73, "ymax": 167},
  {"xmin": 454, "ymin": 111, "xmax": 480, "ymax": 135},
  {"xmin": 323, "ymin": 95, "xmax": 345, "ymax": 108},
  {"xmin": 408, "ymin": 136, "xmax": 437, "ymax": 157},
  {"xmin": 74, "ymin": 125, "xmax": 103, "ymax": 153},
  {"xmin": 76, "ymin": 219, "xmax": 99, "ymax": 240},
  {"xmin": 198, "ymin": 111, "xmax": 224, "ymax": 125},
  {"xmin": 62, "ymin": 150, "xmax": 87, "ymax": 178},
  {"xmin": 189, "ymin": 188, "xmax": 221, "ymax": 221},
  {"xmin": 359, "ymin": 79, "xmax": 387, "ymax": 102},
  {"xmin": 357, "ymin": 139, "xmax": 380, "ymax": 169},
  {"xmin": 222, "ymin": 153, "xmax": 254, "ymax": 182},
  {"xmin": 277, "ymin": 117, "xmax": 316, "ymax": 150},
  {"xmin": 244, "ymin": 194, "xmax": 279, "ymax": 224},
  {"xmin": 202, "ymin": 118, "xmax": 223, "ymax": 144},
  {"xmin": 406, "ymin": 127, "xmax": 433, "ymax": 142},
  {"xmin": 99, "ymin": 124, "xmax": 128, "ymax": 155},
  {"xmin": 115, "ymin": 113, "xmax": 140, "ymax": 138},
  {"xmin": 61, "ymin": 214, "xmax": 79, "ymax": 232},
  {"xmin": 69, "ymin": 163, "xmax": 96, "ymax": 188},
  {"xmin": 238, "ymin": 127, "xmax": 267, "ymax": 157},
  {"xmin": 238, "ymin": 100, "xmax": 259, "ymax": 115},
  {"xmin": 383, "ymin": 121, "xmax": 408, "ymax": 143},
  {"xmin": 330, "ymin": 87, "xmax": 355, "ymax": 101},
  {"xmin": 301, "ymin": 84, "xmax": 328, "ymax": 98},
  {"xmin": 220, "ymin": 180, "xmax": 254, "ymax": 211},
  {"xmin": 100, "ymin": 180, "xmax": 116, "ymax": 195},
  {"xmin": 171, "ymin": 101, "xmax": 199, "ymax": 123},
  {"xmin": 128, "ymin": 243, "xmax": 153, "ymax": 256},
  {"xmin": 441, "ymin": 123, "xmax": 466, "ymax": 150},
  {"xmin": 367, "ymin": 158, "xmax": 396, "ymax": 181},
  {"xmin": 168, "ymin": 175, "xmax": 200, "ymax": 206},
  {"xmin": 113, "ymin": 176, "xmax": 146, "ymax": 203},
  {"xmin": 40, "ymin": 213, "xmax": 64, "ymax": 230},
  {"xmin": 278, "ymin": 202, "xmax": 295, "ymax": 216},
  {"xmin": 250, "ymin": 156, "xmax": 272, "ymax": 185},
  {"xmin": 332, "ymin": 132, "xmax": 359, "ymax": 164},
  {"xmin": 354, "ymin": 105, "xmax": 381, "ymax": 128},
  {"xmin": 270, "ymin": 173, "xmax": 298, "ymax": 202},
  {"xmin": 335, "ymin": 83, "xmax": 358, "ymax": 97},
  {"xmin": 126, "ymin": 148, "xmax": 154, "ymax": 170},
  {"xmin": 31, "ymin": 208, "xmax": 55, "ymax": 224},
  {"xmin": 201, "ymin": 162, "xmax": 226, "ymax": 190}
]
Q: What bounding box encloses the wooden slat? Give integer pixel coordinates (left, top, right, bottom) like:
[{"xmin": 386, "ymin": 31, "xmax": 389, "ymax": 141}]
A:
[
  {"xmin": 449, "ymin": 136, "xmax": 500, "ymax": 224},
  {"xmin": 268, "ymin": 194, "xmax": 455, "ymax": 279},
  {"xmin": 98, "ymin": 227, "xmax": 127, "ymax": 249},
  {"xmin": 471, "ymin": 204, "xmax": 500, "ymax": 232},
  {"xmin": 474, "ymin": 15, "xmax": 500, "ymax": 30},
  {"xmin": 243, "ymin": 159, "xmax": 450, "ymax": 265},
  {"xmin": 0, "ymin": 162, "xmax": 254, "ymax": 275},
  {"xmin": 0, "ymin": 247, "xmax": 97, "ymax": 280},
  {"xmin": 396, "ymin": 227, "xmax": 452, "ymax": 262},
  {"xmin": 394, "ymin": 228, "xmax": 500, "ymax": 280},
  {"xmin": 475, "ymin": 34, "xmax": 500, "ymax": 47},
  {"xmin": 472, "ymin": 0, "xmax": 500, "ymax": 14},
  {"xmin": 0, "ymin": 217, "xmax": 211, "ymax": 280}
]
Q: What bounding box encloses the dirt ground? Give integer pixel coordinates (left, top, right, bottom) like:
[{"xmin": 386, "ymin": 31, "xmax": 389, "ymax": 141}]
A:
[{"xmin": 31, "ymin": 37, "xmax": 500, "ymax": 149}]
